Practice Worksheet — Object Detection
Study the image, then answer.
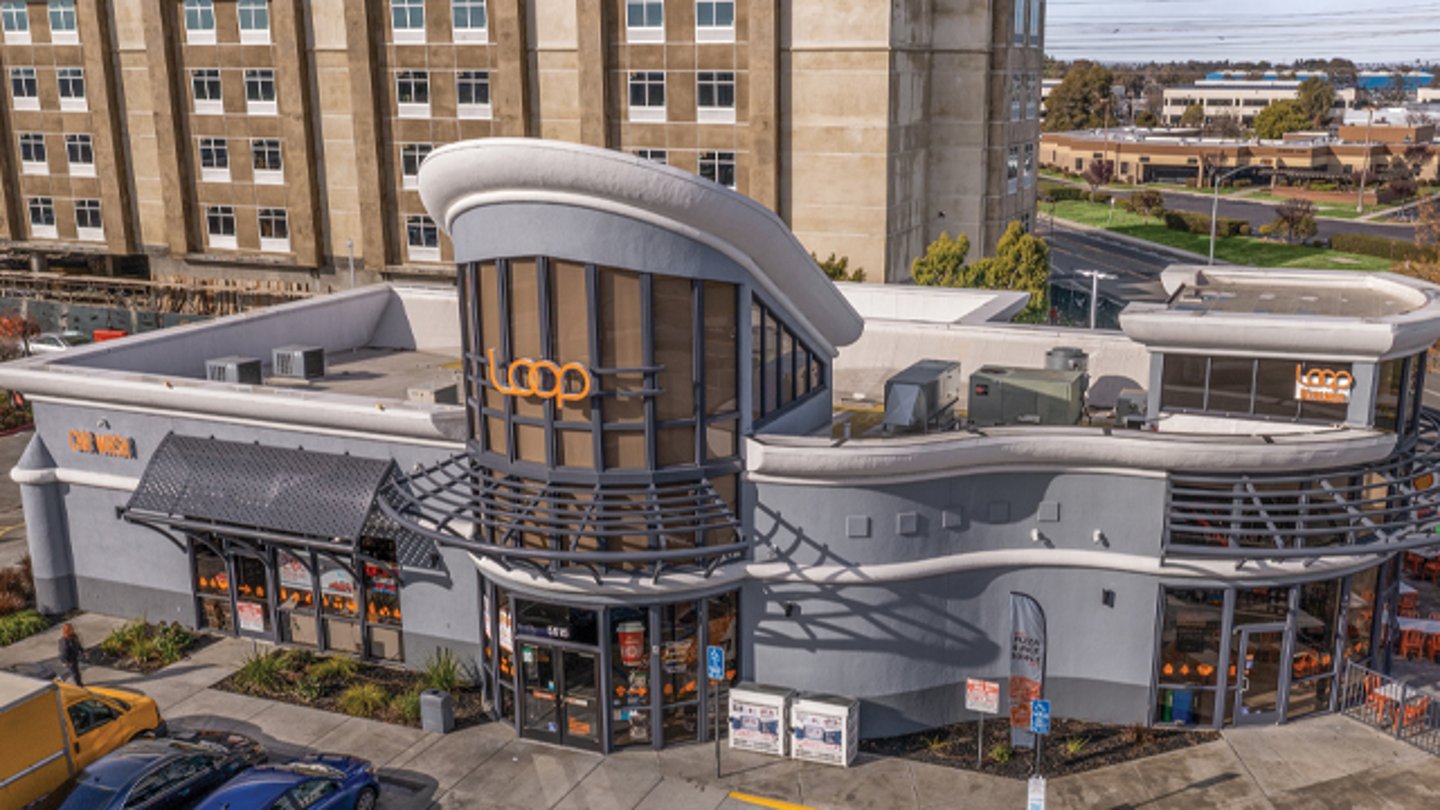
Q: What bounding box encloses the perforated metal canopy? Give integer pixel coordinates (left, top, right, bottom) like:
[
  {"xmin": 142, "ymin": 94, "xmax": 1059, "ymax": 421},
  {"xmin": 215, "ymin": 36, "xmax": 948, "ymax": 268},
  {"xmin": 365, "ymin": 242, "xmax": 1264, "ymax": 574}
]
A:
[{"xmin": 123, "ymin": 434, "xmax": 441, "ymax": 569}]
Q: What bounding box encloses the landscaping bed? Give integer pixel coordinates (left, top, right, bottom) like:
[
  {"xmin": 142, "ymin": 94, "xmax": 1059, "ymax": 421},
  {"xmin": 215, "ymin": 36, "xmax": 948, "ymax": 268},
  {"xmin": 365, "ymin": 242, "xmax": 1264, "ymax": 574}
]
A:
[
  {"xmin": 862, "ymin": 717, "xmax": 1220, "ymax": 780},
  {"xmin": 215, "ymin": 647, "xmax": 488, "ymax": 729},
  {"xmin": 81, "ymin": 619, "xmax": 219, "ymax": 674},
  {"xmin": 0, "ymin": 556, "xmax": 50, "ymax": 647}
]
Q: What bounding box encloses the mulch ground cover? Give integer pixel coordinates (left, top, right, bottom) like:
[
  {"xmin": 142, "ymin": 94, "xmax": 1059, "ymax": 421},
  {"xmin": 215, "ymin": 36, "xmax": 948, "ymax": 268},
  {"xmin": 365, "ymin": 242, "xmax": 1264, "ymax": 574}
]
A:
[
  {"xmin": 861, "ymin": 717, "xmax": 1220, "ymax": 779},
  {"xmin": 214, "ymin": 652, "xmax": 490, "ymax": 730},
  {"xmin": 80, "ymin": 632, "xmax": 221, "ymax": 675}
]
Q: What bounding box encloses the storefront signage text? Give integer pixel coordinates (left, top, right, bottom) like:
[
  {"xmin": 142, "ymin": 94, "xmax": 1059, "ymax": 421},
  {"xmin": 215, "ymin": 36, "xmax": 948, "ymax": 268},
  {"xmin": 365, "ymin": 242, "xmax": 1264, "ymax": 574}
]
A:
[
  {"xmin": 1294, "ymin": 365, "xmax": 1352, "ymax": 404},
  {"xmin": 68, "ymin": 430, "xmax": 135, "ymax": 459},
  {"xmin": 486, "ymin": 349, "xmax": 592, "ymax": 404}
]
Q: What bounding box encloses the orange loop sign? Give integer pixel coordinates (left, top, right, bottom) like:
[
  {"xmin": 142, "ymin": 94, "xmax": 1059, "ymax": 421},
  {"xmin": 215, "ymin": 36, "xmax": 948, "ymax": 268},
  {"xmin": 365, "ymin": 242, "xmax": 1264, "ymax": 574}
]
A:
[
  {"xmin": 1294, "ymin": 365, "xmax": 1353, "ymax": 404},
  {"xmin": 487, "ymin": 348, "xmax": 591, "ymax": 404}
]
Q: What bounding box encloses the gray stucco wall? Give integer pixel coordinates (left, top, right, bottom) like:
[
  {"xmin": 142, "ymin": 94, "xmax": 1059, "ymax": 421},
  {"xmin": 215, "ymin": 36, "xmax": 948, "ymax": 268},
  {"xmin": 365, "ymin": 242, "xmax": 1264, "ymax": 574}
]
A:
[{"xmin": 750, "ymin": 470, "xmax": 1169, "ymax": 737}]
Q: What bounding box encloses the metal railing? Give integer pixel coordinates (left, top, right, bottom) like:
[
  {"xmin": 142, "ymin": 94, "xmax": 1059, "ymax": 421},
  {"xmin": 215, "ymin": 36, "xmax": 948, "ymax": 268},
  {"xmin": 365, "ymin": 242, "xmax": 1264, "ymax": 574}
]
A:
[{"xmin": 1338, "ymin": 661, "xmax": 1440, "ymax": 754}]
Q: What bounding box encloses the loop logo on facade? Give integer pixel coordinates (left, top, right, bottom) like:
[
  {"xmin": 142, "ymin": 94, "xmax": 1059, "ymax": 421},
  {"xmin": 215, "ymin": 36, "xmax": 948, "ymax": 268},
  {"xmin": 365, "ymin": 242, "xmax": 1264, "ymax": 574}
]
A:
[
  {"xmin": 487, "ymin": 348, "xmax": 592, "ymax": 404},
  {"xmin": 1294, "ymin": 365, "xmax": 1353, "ymax": 404}
]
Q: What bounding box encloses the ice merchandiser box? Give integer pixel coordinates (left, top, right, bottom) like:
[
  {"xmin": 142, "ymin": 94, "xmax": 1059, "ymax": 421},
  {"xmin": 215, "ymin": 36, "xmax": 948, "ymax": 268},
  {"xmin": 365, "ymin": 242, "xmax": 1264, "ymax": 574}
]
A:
[
  {"xmin": 729, "ymin": 683, "xmax": 794, "ymax": 757},
  {"xmin": 790, "ymin": 692, "xmax": 859, "ymax": 767}
]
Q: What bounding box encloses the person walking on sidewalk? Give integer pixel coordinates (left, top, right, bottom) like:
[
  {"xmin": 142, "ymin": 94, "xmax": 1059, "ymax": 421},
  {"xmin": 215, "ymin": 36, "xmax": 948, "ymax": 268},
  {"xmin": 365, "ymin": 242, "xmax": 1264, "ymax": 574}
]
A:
[{"xmin": 58, "ymin": 623, "xmax": 83, "ymax": 687}]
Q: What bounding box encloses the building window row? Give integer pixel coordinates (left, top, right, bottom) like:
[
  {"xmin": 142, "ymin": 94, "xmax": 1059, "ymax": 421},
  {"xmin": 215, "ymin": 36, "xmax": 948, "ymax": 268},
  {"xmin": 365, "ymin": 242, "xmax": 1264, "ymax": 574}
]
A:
[
  {"xmin": 26, "ymin": 196, "xmax": 102, "ymax": 241},
  {"xmin": 627, "ymin": 71, "xmax": 736, "ymax": 124},
  {"xmin": 9, "ymin": 66, "xmax": 87, "ymax": 112},
  {"xmin": 392, "ymin": 69, "xmax": 492, "ymax": 119},
  {"xmin": 2, "ymin": 0, "xmax": 77, "ymax": 44},
  {"xmin": 205, "ymin": 205, "xmax": 291, "ymax": 253},
  {"xmin": 194, "ymin": 137, "xmax": 286, "ymax": 185},
  {"xmin": 1015, "ymin": 0, "xmax": 1043, "ymax": 47},
  {"xmin": 407, "ymin": 214, "xmax": 440, "ymax": 262},
  {"xmin": 189, "ymin": 68, "xmax": 278, "ymax": 116},
  {"xmin": 751, "ymin": 300, "xmax": 825, "ymax": 424},
  {"xmin": 15, "ymin": 131, "xmax": 93, "ymax": 177},
  {"xmin": 628, "ymin": 0, "xmax": 736, "ymax": 43},
  {"xmin": 698, "ymin": 150, "xmax": 735, "ymax": 190},
  {"xmin": 1011, "ymin": 72, "xmax": 1042, "ymax": 122},
  {"xmin": 184, "ymin": 0, "xmax": 270, "ymax": 44},
  {"xmin": 390, "ymin": 0, "xmax": 489, "ymax": 43}
]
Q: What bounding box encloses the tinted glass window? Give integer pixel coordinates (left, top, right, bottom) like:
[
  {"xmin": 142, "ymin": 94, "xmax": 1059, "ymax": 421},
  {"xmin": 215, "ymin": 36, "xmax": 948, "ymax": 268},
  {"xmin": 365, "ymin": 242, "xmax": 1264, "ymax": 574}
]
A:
[
  {"xmin": 1375, "ymin": 358, "xmax": 1404, "ymax": 431},
  {"xmin": 1206, "ymin": 357, "xmax": 1253, "ymax": 415},
  {"xmin": 1253, "ymin": 359, "xmax": 1301, "ymax": 419},
  {"xmin": 1160, "ymin": 354, "xmax": 1206, "ymax": 411}
]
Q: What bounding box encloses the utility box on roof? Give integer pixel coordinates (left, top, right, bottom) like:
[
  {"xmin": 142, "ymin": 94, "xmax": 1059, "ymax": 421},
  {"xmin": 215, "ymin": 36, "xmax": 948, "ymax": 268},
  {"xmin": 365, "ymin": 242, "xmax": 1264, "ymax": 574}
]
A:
[
  {"xmin": 968, "ymin": 365, "xmax": 1086, "ymax": 427},
  {"xmin": 882, "ymin": 359, "xmax": 961, "ymax": 434}
]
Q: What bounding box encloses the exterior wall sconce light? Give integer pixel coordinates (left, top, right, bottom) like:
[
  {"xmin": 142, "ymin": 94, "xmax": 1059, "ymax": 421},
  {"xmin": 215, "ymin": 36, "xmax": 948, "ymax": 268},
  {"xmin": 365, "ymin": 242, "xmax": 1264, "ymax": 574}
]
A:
[
  {"xmin": 1030, "ymin": 528, "xmax": 1044, "ymax": 543},
  {"xmin": 1102, "ymin": 589, "xmax": 1116, "ymax": 607},
  {"xmin": 783, "ymin": 602, "xmax": 800, "ymax": 618}
]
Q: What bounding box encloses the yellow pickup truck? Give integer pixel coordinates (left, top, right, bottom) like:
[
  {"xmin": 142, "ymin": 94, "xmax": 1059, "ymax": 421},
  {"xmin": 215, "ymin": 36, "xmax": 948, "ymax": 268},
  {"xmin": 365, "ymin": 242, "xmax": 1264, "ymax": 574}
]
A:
[{"xmin": 0, "ymin": 671, "xmax": 164, "ymax": 810}]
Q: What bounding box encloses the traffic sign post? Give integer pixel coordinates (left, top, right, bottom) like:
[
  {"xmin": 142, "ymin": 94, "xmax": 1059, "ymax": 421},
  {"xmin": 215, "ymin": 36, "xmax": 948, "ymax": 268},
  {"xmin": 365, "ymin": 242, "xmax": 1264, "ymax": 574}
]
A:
[
  {"xmin": 1027, "ymin": 775, "xmax": 1046, "ymax": 810},
  {"xmin": 965, "ymin": 679, "xmax": 1000, "ymax": 768},
  {"xmin": 1029, "ymin": 699, "xmax": 1051, "ymax": 777},
  {"xmin": 707, "ymin": 646, "xmax": 725, "ymax": 778}
]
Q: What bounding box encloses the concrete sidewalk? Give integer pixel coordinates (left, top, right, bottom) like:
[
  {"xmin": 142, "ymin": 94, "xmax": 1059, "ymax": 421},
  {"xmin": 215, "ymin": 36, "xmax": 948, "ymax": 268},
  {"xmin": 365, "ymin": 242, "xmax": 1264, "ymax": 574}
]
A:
[{"xmin": 5, "ymin": 616, "xmax": 1440, "ymax": 809}]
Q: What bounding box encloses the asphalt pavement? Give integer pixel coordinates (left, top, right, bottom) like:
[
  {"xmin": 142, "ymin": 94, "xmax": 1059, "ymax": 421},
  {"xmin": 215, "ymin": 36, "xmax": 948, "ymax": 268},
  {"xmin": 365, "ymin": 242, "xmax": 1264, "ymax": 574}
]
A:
[
  {"xmin": 1158, "ymin": 191, "xmax": 1418, "ymax": 243},
  {"xmin": 1045, "ymin": 222, "xmax": 1178, "ymax": 304}
]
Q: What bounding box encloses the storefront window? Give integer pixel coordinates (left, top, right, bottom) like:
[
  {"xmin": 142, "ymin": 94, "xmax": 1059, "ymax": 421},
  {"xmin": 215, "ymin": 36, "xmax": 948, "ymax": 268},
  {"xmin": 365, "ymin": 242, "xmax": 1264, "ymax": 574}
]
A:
[
  {"xmin": 1289, "ymin": 578, "xmax": 1341, "ymax": 717},
  {"xmin": 277, "ymin": 549, "xmax": 318, "ymax": 647},
  {"xmin": 193, "ymin": 543, "xmax": 231, "ymax": 633},
  {"xmin": 1347, "ymin": 567, "xmax": 1378, "ymax": 661},
  {"xmin": 611, "ymin": 607, "xmax": 650, "ymax": 748},
  {"xmin": 1163, "ymin": 355, "xmax": 1351, "ymax": 423},
  {"xmin": 362, "ymin": 539, "xmax": 403, "ymax": 661},
  {"xmin": 233, "ymin": 556, "xmax": 271, "ymax": 635},
  {"xmin": 1233, "ymin": 587, "xmax": 1289, "ymax": 625},
  {"xmin": 1375, "ymin": 358, "xmax": 1404, "ymax": 432},
  {"xmin": 1155, "ymin": 589, "xmax": 1223, "ymax": 727},
  {"xmin": 703, "ymin": 281, "xmax": 738, "ymax": 418},
  {"xmin": 706, "ymin": 592, "xmax": 739, "ymax": 689},
  {"xmin": 1160, "ymin": 354, "xmax": 1206, "ymax": 411},
  {"xmin": 318, "ymin": 555, "xmax": 362, "ymax": 654}
]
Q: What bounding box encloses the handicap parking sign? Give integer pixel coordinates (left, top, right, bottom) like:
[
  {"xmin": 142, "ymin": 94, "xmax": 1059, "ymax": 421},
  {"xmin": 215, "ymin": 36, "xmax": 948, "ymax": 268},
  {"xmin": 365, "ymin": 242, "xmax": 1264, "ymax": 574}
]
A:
[
  {"xmin": 1029, "ymin": 699, "xmax": 1051, "ymax": 735},
  {"xmin": 707, "ymin": 645, "xmax": 725, "ymax": 681}
]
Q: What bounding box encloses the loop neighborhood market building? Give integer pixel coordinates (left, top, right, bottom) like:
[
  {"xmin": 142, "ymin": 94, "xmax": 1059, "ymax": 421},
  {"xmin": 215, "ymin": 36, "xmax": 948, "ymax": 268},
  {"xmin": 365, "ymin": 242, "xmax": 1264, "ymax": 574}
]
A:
[{"xmin": 5, "ymin": 139, "xmax": 1440, "ymax": 752}]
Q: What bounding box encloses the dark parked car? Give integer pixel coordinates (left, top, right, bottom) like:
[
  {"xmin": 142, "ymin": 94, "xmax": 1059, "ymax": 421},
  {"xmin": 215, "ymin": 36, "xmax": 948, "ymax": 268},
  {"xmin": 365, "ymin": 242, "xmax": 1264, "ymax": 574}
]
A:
[
  {"xmin": 41, "ymin": 730, "xmax": 265, "ymax": 810},
  {"xmin": 193, "ymin": 755, "xmax": 379, "ymax": 810}
]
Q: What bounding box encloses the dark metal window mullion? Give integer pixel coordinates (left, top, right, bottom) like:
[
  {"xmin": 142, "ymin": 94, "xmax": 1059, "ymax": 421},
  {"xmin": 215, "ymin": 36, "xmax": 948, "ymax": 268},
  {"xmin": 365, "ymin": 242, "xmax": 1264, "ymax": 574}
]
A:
[
  {"xmin": 641, "ymin": 272, "xmax": 657, "ymax": 473},
  {"xmin": 309, "ymin": 549, "xmax": 325, "ymax": 653},
  {"xmin": 1248, "ymin": 359, "xmax": 1258, "ymax": 416},
  {"xmin": 586, "ymin": 264, "xmax": 604, "ymax": 484},
  {"xmin": 757, "ymin": 304, "xmax": 768, "ymax": 418},
  {"xmin": 498, "ymin": 259, "xmax": 516, "ymax": 466},
  {"xmin": 693, "ymin": 279, "xmax": 706, "ymax": 468},
  {"xmin": 461, "ymin": 262, "xmax": 481, "ymax": 448},
  {"xmin": 1202, "ymin": 356, "xmax": 1211, "ymax": 412},
  {"xmin": 538, "ymin": 257, "xmax": 558, "ymax": 474}
]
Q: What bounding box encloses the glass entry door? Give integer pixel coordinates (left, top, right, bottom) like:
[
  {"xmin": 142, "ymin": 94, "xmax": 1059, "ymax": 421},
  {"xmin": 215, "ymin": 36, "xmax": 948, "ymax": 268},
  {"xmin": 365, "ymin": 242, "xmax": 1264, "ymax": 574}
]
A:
[
  {"xmin": 1232, "ymin": 623, "xmax": 1286, "ymax": 725},
  {"xmin": 519, "ymin": 642, "xmax": 602, "ymax": 750}
]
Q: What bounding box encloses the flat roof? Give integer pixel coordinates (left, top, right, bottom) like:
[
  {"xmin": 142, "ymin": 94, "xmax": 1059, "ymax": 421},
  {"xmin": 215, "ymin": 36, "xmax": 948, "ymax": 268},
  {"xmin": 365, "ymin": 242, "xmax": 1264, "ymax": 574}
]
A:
[
  {"xmin": 249, "ymin": 347, "xmax": 460, "ymax": 402},
  {"xmin": 1168, "ymin": 280, "xmax": 1418, "ymax": 319}
]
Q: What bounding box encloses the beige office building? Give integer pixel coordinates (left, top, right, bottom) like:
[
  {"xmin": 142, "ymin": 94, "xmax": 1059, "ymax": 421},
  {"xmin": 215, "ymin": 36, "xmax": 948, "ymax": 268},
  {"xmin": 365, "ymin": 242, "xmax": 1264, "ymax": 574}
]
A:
[{"xmin": 0, "ymin": 0, "xmax": 1039, "ymax": 285}]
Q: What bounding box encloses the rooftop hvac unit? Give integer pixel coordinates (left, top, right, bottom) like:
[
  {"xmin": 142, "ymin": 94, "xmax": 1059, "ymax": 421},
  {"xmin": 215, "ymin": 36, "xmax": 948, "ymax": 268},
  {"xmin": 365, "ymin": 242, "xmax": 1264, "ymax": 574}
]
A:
[
  {"xmin": 1115, "ymin": 388, "xmax": 1148, "ymax": 430},
  {"xmin": 272, "ymin": 345, "xmax": 325, "ymax": 380},
  {"xmin": 882, "ymin": 359, "xmax": 962, "ymax": 434},
  {"xmin": 204, "ymin": 356, "xmax": 262, "ymax": 385},
  {"xmin": 967, "ymin": 365, "xmax": 1086, "ymax": 428},
  {"xmin": 1045, "ymin": 346, "xmax": 1089, "ymax": 374}
]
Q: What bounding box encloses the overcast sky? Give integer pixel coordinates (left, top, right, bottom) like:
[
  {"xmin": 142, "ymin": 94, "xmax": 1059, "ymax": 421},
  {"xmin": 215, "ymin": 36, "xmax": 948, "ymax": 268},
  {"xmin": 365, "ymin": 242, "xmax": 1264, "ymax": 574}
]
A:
[{"xmin": 1045, "ymin": 0, "xmax": 1440, "ymax": 65}]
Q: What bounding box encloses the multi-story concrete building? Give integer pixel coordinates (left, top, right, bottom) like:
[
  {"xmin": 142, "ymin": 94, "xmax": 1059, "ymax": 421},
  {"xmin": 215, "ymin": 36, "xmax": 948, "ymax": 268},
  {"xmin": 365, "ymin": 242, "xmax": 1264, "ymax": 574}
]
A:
[
  {"xmin": 1160, "ymin": 77, "xmax": 1356, "ymax": 127},
  {"xmin": 0, "ymin": 0, "xmax": 1042, "ymax": 286},
  {"xmin": 1041, "ymin": 124, "xmax": 1439, "ymax": 186}
]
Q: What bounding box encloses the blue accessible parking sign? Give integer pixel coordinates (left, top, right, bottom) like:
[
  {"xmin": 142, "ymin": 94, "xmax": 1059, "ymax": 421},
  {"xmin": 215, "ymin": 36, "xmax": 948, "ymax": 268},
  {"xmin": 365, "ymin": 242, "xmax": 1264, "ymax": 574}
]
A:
[
  {"xmin": 1029, "ymin": 699, "xmax": 1051, "ymax": 735},
  {"xmin": 707, "ymin": 645, "xmax": 725, "ymax": 681}
]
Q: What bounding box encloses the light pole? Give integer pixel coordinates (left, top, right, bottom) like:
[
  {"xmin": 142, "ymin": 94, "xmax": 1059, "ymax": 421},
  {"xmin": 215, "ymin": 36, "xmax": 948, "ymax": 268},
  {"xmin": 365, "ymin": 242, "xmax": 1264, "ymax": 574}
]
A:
[
  {"xmin": 1356, "ymin": 107, "xmax": 1374, "ymax": 215},
  {"xmin": 1075, "ymin": 269, "xmax": 1116, "ymax": 329},
  {"xmin": 1209, "ymin": 166, "xmax": 1250, "ymax": 265}
]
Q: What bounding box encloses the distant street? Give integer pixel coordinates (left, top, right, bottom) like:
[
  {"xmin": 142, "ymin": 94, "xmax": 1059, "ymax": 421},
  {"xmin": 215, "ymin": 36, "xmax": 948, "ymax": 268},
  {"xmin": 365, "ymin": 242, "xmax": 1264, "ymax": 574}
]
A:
[
  {"xmin": 1045, "ymin": 223, "xmax": 1177, "ymax": 303},
  {"xmin": 1157, "ymin": 192, "xmax": 1418, "ymax": 242}
]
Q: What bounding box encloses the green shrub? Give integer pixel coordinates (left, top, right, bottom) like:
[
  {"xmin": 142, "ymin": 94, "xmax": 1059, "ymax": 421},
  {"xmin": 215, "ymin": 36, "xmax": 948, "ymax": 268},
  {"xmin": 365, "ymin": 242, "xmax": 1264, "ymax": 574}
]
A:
[
  {"xmin": 392, "ymin": 686, "xmax": 423, "ymax": 723},
  {"xmin": 1163, "ymin": 210, "xmax": 1249, "ymax": 237},
  {"xmin": 1309, "ymin": 181, "xmax": 1339, "ymax": 192},
  {"xmin": 1040, "ymin": 185, "xmax": 1084, "ymax": 202},
  {"xmin": 1064, "ymin": 736, "xmax": 1090, "ymax": 755},
  {"xmin": 1088, "ymin": 191, "xmax": 1113, "ymax": 205},
  {"xmin": 153, "ymin": 624, "xmax": 194, "ymax": 665},
  {"xmin": 0, "ymin": 609, "xmax": 48, "ymax": 646},
  {"xmin": 305, "ymin": 656, "xmax": 359, "ymax": 689},
  {"xmin": 1329, "ymin": 232, "xmax": 1431, "ymax": 262},
  {"xmin": 100, "ymin": 619, "xmax": 148, "ymax": 658},
  {"xmin": 421, "ymin": 648, "xmax": 464, "ymax": 693},
  {"xmin": 234, "ymin": 650, "xmax": 287, "ymax": 694},
  {"xmin": 338, "ymin": 683, "xmax": 390, "ymax": 718},
  {"xmin": 988, "ymin": 743, "xmax": 1014, "ymax": 764}
]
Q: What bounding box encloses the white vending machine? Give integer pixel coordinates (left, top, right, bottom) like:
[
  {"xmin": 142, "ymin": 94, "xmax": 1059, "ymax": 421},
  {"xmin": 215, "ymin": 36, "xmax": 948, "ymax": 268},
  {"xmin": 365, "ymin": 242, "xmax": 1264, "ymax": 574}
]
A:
[
  {"xmin": 790, "ymin": 692, "xmax": 859, "ymax": 767},
  {"xmin": 728, "ymin": 683, "xmax": 793, "ymax": 757}
]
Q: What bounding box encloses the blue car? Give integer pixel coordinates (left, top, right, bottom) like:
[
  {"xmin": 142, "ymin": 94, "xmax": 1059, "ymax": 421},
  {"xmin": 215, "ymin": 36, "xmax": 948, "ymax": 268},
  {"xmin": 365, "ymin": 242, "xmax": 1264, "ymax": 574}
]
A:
[
  {"xmin": 192, "ymin": 755, "xmax": 379, "ymax": 810},
  {"xmin": 41, "ymin": 730, "xmax": 266, "ymax": 810}
]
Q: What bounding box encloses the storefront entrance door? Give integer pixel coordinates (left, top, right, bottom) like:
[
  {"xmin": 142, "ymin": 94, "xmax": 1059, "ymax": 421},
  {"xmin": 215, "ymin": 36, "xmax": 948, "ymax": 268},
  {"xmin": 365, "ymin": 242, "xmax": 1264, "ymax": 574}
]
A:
[
  {"xmin": 1232, "ymin": 623, "xmax": 1286, "ymax": 725},
  {"xmin": 519, "ymin": 642, "xmax": 602, "ymax": 751}
]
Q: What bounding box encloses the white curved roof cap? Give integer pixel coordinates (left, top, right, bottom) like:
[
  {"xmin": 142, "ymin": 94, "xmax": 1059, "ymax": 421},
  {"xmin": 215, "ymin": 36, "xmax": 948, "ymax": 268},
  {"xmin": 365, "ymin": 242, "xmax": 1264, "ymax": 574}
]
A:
[{"xmin": 418, "ymin": 138, "xmax": 864, "ymax": 351}]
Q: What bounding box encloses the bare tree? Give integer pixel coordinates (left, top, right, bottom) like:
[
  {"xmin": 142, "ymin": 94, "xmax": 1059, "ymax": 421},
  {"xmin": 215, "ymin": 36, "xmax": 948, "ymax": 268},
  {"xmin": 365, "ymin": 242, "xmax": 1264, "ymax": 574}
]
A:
[{"xmin": 1267, "ymin": 198, "xmax": 1319, "ymax": 244}]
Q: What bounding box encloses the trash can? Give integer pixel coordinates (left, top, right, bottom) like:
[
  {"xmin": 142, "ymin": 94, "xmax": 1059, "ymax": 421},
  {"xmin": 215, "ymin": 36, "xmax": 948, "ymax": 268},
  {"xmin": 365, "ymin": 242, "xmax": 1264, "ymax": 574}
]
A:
[{"xmin": 420, "ymin": 689, "xmax": 454, "ymax": 734}]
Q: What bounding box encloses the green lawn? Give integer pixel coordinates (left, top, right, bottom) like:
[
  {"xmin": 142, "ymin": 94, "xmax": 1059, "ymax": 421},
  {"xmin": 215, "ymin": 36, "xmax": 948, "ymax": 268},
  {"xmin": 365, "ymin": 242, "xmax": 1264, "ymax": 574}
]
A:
[
  {"xmin": 1245, "ymin": 190, "xmax": 1382, "ymax": 220},
  {"xmin": 1048, "ymin": 200, "xmax": 1393, "ymax": 271}
]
